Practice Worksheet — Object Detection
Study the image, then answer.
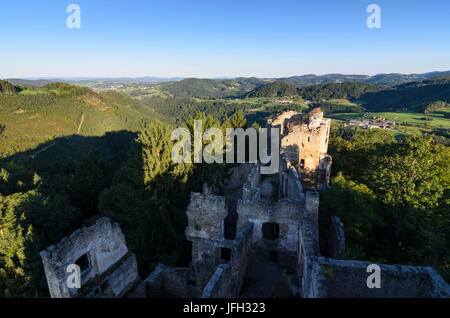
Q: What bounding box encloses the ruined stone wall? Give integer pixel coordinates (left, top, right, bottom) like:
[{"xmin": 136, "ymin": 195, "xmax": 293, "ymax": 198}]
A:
[
  {"xmin": 186, "ymin": 193, "xmax": 228, "ymax": 242},
  {"xmin": 186, "ymin": 192, "xmax": 229, "ymax": 268},
  {"xmin": 230, "ymin": 222, "xmax": 254, "ymax": 292},
  {"xmin": 242, "ymin": 164, "xmax": 261, "ymax": 201},
  {"xmin": 297, "ymin": 112, "xmax": 331, "ymax": 188},
  {"xmin": 269, "ymin": 108, "xmax": 332, "ymax": 188},
  {"xmin": 328, "ymin": 215, "xmax": 345, "ymax": 259},
  {"xmin": 305, "ymin": 191, "xmax": 320, "ymax": 254},
  {"xmin": 279, "ymin": 156, "xmax": 304, "ymax": 201},
  {"xmin": 201, "ymin": 264, "xmax": 236, "ymax": 298},
  {"xmin": 267, "ymin": 111, "xmax": 300, "ymax": 136},
  {"xmin": 40, "ymin": 217, "xmax": 140, "ymax": 298},
  {"xmin": 237, "ymin": 199, "xmax": 303, "ymax": 255},
  {"xmin": 145, "ymin": 264, "xmax": 201, "ymax": 298},
  {"xmin": 199, "ymin": 223, "xmax": 253, "ymax": 298},
  {"xmin": 297, "ymin": 200, "xmax": 320, "ymax": 297},
  {"xmin": 310, "ymin": 257, "xmax": 450, "ymax": 298}
]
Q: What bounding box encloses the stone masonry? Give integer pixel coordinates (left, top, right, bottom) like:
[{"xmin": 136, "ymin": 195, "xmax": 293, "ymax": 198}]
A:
[
  {"xmin": 268, "ymin": 107, "xmax": 332, "ymax": 189},
  {"xmin": 40, "ymin": 218, "xmax": 144, "ymax": 298}
]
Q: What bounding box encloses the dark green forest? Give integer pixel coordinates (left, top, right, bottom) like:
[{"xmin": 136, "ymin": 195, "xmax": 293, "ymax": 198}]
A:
[
  {"xmin": 319, "ymin": 127, "xmax": 449, "ymax": 281},
  {"xmin": 158, "ymin": 77, "xmax": 267, "ymax": 98},
  {"xmin": 361, "ymin": 76, "xmax": 450, "ymax": 112},
  {"xmin": 298, "ymin": 82, "xmax": 387, "ymax": 101},
  {"xmin": 244, "ymin": 81, "xmax": 299, "ymax": 98}
]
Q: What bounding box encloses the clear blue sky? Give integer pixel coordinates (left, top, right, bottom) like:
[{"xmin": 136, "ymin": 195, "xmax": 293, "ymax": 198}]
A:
[{"xmin": 1, "ymin": 0, "xmax": 449, "ymax": 78}]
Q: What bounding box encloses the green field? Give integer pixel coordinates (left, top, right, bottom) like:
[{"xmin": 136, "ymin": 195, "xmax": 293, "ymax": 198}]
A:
[
  {"xmin": 328, "ymin": 110, "xmax": 450, "ymax": 138},
  {"xmin": 18, "ymin": 89, "xmax": 49, "ymax": 95}
]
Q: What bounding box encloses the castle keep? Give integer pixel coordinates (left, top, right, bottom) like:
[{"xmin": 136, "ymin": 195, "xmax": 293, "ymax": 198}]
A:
[
  {"xmin": 41, "ymin": 110, "xmax": 450, "ymax": 298},
  {"xmin": 268, "ymin": 108, "xmax": 332, "ymax": 189}
]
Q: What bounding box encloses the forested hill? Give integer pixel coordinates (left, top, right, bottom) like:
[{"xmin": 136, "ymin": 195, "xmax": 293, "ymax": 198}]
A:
[
  {"xmin": 245, "ymin": 81, "xmax": 299, "ymax": 98},
  {"xmin": 279, "ymin": 71, "xmax": 450, "ymax": 87},
  {"xmin": 0, "ymin": 81, "xmax": 169, "ymax": 155},
  {"xmin": 360, "ymin": 75, "xmax": 450, "ymax": 112},
  {"xmin": 158, "ymin": 77, "xmax": 268, "ymax": 98},
  {"xmin": 299, "ymin": 82, "xmax": 387, "ymax": 101},
  {"xmin": 139, "ymin": 71, "xmax": 450, "ymax": 99},
  {"xmin": 293, "ymin": 77, "xmax": 450, "ymax": 113}
]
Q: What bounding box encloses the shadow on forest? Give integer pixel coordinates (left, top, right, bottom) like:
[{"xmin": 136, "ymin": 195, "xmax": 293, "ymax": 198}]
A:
[
  {"xmin": 0, "ymin": 130, "xmax": 139, "ymax": 297},
  {"xmin": 0, "ymin": 129, "xmax": 197, "ymax": 297},
  {"xmin": 0, "ymin": 130, "xmax": 138, "ymax": 171}
]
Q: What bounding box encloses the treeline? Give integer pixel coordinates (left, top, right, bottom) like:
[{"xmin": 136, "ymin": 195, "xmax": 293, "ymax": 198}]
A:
[
  {"xmin": 0, "ymin": 80, "xmax": 22, "ymax": 95},
  {"xmin": 245, "ymin": 81, "xmax": 299, "ymax": 98},
  {"xmin": 299, "ymin": 82, "xmax": 387, "ymax": 101},
  {"xmin": 159, "ymin": 77, "xmax": 266, "ymax": 98},
  {"xmin": 41, "ymin": 82, "xmax": 96, "ymax": 98},
  {"xmin": 312, "ymin": 102, "xmax": 365, "ymax": 115},
  {"xmin": 361, "ymin": 76, "xmax": 450, "ymax": 112},
  {"xmin": 320, "ymin": 127, "xmax": 450, "ymax": 282},
  {"xmin": 420, "ymin": 100, "xmax": 449, "ymax": 114},
  {"xmin": 142, "ymin": 97, "xmax": 253, "ymax": 124}
]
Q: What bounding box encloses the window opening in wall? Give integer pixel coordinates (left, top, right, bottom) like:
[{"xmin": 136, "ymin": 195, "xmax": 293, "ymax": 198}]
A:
[
  {"xmin": 221, "ymin": 248, "xmax": 232, "ymax": 262},
  {"xmin": 262, "ymin": 223, "xmax": 279, "ymax": 241},
  {"xmin": 75, "ymin": 253, "xmax": 90, "ymax": 273}
]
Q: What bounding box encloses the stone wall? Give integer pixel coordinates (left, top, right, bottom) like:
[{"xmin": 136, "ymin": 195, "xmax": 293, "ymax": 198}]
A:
[
  {"xmin": 237, "ymin": 198, "xmax": 303, "ymax": 256},
  {"xmin": 310, "ymin": 257, "xmax": 450, "ymax": 298},
  {"xmin": 186, "ymin": 193, "xmax": 228, "ymax": 241},
  {"xmin": 186, "ymin": 192, "xmax": 229, "ymax": 269},
  {"xmin": 279, "ymin": 155, "xmax": 304, "ymax": 201},
  {"xmin": 305, "ymin": 191, "xmax": 320, "ymax": 254},
  {"xmin": 145, "ymin": 264, "xmax": 201, "ymax": 298},
  {"xmin": 242, "ymin": 164, "xmax": 261, "ymax": 201},
  {"xmin": 201, "ymin": 264, "xmax": 236, "ymax": 298},
  {"xmin": 230, "ymin": 222, "xmax": 254, "ymax": 292},
  {"xmin": 269, "ymin": 108, "xmax": 332, "ymax": 189},
  {"xmin": 328, "ymin": 215, "xmax": 345, "ymax": 259},
  {"xmin": 40, "ymin": 217, "xmax": 141, "ymax": 298},
  {"xmin": 297, "ymin": 200, "xmax": 320, "ymax": 297}
]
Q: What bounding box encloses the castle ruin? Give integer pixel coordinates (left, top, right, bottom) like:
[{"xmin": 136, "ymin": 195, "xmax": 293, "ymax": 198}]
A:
[
  {"xmin": 41, "ymin": 110, "xmax": 450, "ymax": 298},
  {"xmin": 268, "ymin": 108, "xmax": 332, "ymax": 189}
]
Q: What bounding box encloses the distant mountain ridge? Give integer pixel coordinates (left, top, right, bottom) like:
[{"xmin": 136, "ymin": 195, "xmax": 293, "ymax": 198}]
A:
[
  {"xmin": 279, "ymin": 71, "xmax": 450, "ymax": 87},
  {"xmin": 6, "ymin": 77, "xmax": 185, "ymax": 87},
  {"xmin": 6, "ymin": 70, "xmax": 450, "ymax": 89}
]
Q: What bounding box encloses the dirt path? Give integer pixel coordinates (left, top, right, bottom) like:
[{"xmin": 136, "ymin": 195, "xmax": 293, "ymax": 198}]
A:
[
  {"xmin": 31, "ymin": 141, "xmax": 57, "ymax": 159},
  {"xmin": 77, "ymin": 113, "xmax": 85, "ymax": 134},
  {"xmin": 31, "ymin": 114, "xmax": 85, "ymax": 158}
]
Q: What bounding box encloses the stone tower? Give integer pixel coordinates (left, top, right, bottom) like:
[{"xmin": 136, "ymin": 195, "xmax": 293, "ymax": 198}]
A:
[{"xmin": 268, "ymin": 108, "xmax": 332, "ymax": 189}]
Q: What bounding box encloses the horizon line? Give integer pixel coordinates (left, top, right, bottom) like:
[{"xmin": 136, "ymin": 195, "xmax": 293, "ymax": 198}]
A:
[{"xmin": 3, "ymin": 70, "xmax": 450, "ymax": 81}]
